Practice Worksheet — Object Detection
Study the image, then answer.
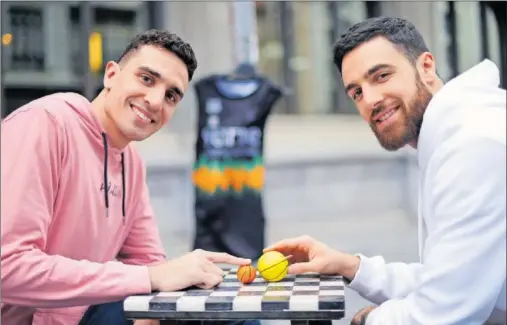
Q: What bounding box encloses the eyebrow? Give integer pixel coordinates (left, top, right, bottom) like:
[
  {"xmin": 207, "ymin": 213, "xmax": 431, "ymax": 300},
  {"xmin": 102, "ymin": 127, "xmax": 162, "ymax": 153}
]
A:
[
  {"xmin": 139, "ymin": 66, "xmax": 184, "ymax": 99},
  {"xmin": 344, "ymin": 63, "xmax": 393, "ymax": 94}
]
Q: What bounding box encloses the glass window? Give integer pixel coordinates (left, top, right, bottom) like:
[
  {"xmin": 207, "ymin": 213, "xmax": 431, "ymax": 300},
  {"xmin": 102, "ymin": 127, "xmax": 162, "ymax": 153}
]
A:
[
  {"xmin": 445, "ymin": 1, "xmax": 504, "ymax": 85},
  {"xmin": 6, "ymin": 5, "xmax": 45, "ymax": 71},
  {"xmin": 69, "ymin": 6, "xmax": 139, "ymax": 75},
  {"xmin": 432, "ymin": 1, "xmax": 455, "ymax": 82},
  {"xmin": 484, "ymin": 5, "xmax": 501, "ymax": 72}
]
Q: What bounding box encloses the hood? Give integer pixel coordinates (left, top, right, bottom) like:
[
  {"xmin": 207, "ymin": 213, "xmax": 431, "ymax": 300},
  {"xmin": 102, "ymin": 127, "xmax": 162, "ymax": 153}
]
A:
[
  {"xmin": 418, "ymin": 59, "xmax": 505, "ymax": 168},
  {"xmin": 53, "ymin": 92, "xmax": 127, "ymax": 222},
  {"xmin": 426, "ymin": 59, "xmax": 502, "ymax": 118},
  {"xmin": 437, "ymin": 59, "xmax": 501, "ymax": 106}
]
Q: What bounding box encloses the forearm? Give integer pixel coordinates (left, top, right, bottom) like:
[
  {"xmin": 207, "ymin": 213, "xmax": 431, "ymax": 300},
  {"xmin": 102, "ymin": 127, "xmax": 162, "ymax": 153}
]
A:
[
  {"xmin": 347, "ymin": 255, "xmax": 422, "ymax": 305},
  {"xmin": 117, "ymin": 251, "xmax": 166, "ymax": 266},
  {"xmin": 1, "ymin": 248, "xmax": 152, "ymax": 308}
]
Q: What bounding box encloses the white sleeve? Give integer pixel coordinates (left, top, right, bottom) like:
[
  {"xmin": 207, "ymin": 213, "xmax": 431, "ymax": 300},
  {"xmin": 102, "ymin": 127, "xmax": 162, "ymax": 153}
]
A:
[
  {"xmin": 365, "ymin": 137, "xmax": 506, "ymax": 325},
  {"xmin": 347, "ymin": 255, "xmax": 423, "ymax": 305}
]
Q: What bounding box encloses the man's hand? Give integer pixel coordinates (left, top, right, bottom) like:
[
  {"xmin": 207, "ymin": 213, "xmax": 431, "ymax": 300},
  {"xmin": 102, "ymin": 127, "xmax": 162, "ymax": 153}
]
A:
[
  {"xmin": 148, "ymin": 249, "xmax": 251, "ymax": 292},
  {"xmin": 263, "ymin": 235, "xmax": 360, "ymax": 280},
  {"xmin": 351, "ymin": 305, "xmax": 377, "ymax": 325}
]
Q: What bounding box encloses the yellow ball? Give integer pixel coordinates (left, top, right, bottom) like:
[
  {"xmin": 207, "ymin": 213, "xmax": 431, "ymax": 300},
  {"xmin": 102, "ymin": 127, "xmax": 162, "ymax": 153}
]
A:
[{"xmin": 257, "ymin": 251, "xmax": 289, "ymax": 282}]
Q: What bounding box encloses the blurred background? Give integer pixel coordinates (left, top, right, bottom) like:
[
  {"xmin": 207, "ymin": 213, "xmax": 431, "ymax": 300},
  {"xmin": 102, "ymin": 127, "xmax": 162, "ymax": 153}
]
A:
[{"xmin": 1, "ymin": 1, "xmax": 506, "ymax": 323}]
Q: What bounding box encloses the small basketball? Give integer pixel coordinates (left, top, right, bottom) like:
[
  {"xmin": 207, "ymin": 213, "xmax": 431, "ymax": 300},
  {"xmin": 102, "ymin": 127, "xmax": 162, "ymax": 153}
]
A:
[
  {"xmin": 257, "ymin": 251, "xmax": 289, "ymax": 282},
  {"xmin": 237, "ymin": 264, "xmax": 257, "ymax": 284}
]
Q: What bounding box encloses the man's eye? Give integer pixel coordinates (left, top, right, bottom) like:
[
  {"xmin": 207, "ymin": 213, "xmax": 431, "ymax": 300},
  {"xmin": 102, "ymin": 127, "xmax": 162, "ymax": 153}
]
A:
[
  {"xmin": 166, "ymin": 93, "xmax": 176, "ymax": 102},
  {"xmin": 353, "ymin": 89, "xmax": 362, "ymax": 100},
  {"xmin": 377, "ymin": 73, "xmax": 390, "ymax": 81},
  {"xmin": 141, "ymin": 75, "xmax": 153, "ymax": 84}
]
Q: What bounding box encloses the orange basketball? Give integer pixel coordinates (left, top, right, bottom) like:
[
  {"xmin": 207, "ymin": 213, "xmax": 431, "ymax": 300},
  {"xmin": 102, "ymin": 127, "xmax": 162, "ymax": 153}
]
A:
[{"xmin": 237, "ymin": 265, "xmax": 257, "ymax": 284}]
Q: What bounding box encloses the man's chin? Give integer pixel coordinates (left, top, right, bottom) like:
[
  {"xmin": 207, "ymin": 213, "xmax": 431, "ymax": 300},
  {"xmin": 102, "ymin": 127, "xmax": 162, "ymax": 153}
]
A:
[
  {"xmin": 371, "ymin": 126, "xmax": 407, "ymax": 151},
  {"xmin": 376, "ymin": 135, "xmax": 407, "ymax": 152},
  {"xmin": 122, "ymin": 122, "xmax": 163, "ymax": 143},
  {"xmin": 128, "ymin": 133, "xmax": 153, "ymax": 142},
  {"xmin": 379, "ymin": 142, "xmax": 405, "ymax": 151},
  {"xmin": 122, "ymin": 128, "xmax": 152, "ymax": 143}
]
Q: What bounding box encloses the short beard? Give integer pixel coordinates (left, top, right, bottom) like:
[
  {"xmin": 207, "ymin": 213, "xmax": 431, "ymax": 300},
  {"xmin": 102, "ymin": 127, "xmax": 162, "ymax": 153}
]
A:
[{"xmin": 373, "ymin": 74, "xmax": 433, "ymax": 151}]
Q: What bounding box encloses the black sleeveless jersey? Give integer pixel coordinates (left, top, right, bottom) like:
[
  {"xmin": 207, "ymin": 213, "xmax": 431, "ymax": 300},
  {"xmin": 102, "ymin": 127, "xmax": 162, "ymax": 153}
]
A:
[{"xmin": 191, "ymin": 74, "xmax": 282, "ymax": 260}]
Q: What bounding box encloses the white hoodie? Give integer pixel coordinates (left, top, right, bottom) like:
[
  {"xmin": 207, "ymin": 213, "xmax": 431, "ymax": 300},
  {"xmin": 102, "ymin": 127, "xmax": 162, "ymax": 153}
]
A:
[{"xmin": 348, "ymin": 60, "xmax": 506, "ymax": 325}]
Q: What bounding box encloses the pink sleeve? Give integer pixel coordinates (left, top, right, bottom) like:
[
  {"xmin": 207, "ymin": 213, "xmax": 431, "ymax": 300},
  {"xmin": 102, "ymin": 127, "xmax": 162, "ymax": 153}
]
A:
[
  {"xmin": 1, "ymin": 108, "xmax": 152, "ymax": 308},
  {"xmin": 117, "ymin": 163, "xmax": 167, "ymax": 266}
]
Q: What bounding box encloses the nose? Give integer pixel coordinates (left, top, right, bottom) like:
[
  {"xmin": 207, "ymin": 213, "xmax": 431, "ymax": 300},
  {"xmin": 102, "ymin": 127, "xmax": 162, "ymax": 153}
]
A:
[
  {"xmin": 145, "ymin": 87, "xmax": 165, "ymax": 112},
  {"xmin": 362, "ymin": 85, "xmax": 384, "ymax": 110}
]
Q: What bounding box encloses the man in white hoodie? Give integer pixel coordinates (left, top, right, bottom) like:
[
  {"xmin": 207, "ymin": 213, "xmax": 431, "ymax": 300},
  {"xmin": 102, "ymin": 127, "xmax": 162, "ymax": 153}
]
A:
[{"xmin": 264, "ymin": 17, "xmax": 506, "ymax": 325}]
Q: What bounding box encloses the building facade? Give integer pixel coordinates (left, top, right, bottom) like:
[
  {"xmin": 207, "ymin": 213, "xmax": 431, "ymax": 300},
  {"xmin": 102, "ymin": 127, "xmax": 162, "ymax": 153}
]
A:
[{"xmin": 1, "ymin": 1, "xmax": 505, "ymax": 121}]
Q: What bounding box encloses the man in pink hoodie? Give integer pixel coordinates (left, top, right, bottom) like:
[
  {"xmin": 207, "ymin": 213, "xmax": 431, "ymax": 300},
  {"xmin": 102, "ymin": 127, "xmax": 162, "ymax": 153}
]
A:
[{"xmin": 1, "ymin": 29, "xmax": 251, "ymax": 325}]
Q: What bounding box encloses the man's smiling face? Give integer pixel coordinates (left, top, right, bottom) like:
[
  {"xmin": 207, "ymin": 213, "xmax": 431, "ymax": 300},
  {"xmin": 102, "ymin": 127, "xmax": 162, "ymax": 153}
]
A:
[
  {"xmin": 341, "ymin": 36, "xmax": 433, "ymax": 151},
  {"xmin": 102, "ymin": 45, "xmax": 189, "ymax": 146}
]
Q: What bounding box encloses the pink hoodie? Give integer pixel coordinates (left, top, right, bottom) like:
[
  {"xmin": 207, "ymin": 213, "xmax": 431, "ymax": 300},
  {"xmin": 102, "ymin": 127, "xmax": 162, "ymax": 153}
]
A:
[{"xmin": 1, "ymin": 93, "xmax": 167, "ymax": 325}]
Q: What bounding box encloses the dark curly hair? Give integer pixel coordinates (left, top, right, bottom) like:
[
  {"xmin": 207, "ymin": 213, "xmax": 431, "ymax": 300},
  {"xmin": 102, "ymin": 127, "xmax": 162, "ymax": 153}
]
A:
[
  {"xmin": 118, "ymin": 29, "xmax": 198, "ymax": 81},
  {"xmin": 333, "ymin": 17, "xmax": 429, "ymax": 74}
]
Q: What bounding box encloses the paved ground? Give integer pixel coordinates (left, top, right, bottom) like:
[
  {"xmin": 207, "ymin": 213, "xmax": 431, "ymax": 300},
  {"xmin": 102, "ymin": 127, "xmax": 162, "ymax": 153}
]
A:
[
  {"xmin": 151, "ymin": 192, "xmax": 419, "ymax": 324},
  {"xmin": 143, "ymin": 117, "xmax": 420, "ymax": 324}
]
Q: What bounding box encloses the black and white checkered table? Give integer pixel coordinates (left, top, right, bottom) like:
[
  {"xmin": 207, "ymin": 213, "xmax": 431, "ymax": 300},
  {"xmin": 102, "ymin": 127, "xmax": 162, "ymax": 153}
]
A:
[{"xmin": 124, "ymin": 267, "xmax": 345, "ymax": 325}]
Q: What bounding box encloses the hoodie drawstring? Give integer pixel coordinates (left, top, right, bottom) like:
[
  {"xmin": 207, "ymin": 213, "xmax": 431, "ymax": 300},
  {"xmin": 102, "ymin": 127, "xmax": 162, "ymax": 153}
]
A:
[
  {"xmin": 121, "ymin": 152, "xmax": 126, "ymax": 220},
  {"xmin": 102, "ymin": 133, "xmax": 109, "ymax": 218},
  {"xmin": 101, "ymin": 132, "xmax": 126, "ymax": 224}
]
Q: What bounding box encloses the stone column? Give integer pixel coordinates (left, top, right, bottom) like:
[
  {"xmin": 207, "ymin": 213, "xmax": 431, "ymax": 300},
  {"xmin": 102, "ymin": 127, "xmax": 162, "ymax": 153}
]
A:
[
  {"xmin": 44, "ymin": 3, "xmax": 74, "ymax": 85},
  {"xmin": 159, "ymin": 2, "xmax": 236, "ymax": 144}
]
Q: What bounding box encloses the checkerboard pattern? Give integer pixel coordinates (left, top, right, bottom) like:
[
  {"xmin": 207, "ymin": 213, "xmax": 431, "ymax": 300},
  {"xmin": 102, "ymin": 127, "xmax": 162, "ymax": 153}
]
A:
[{"xmin": 124, "ymin": 267, "xmax": 345, "ymax": 314}]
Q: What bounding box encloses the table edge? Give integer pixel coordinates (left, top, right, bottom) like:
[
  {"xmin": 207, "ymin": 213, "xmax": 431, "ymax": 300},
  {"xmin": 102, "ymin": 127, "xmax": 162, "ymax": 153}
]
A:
[{"xmin": 124, "ymin": 310, "xmax": 345, "ymax": 320}]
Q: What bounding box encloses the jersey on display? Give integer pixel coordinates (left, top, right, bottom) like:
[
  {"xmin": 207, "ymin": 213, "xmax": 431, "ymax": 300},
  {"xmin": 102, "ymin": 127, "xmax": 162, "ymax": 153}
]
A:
[{"xmin": 192, "ymin": 73, "xmax": 282, "ymax": 260}]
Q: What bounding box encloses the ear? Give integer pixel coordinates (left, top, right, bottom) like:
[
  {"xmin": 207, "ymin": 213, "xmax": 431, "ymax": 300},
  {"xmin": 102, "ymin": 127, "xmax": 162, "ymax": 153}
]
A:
[
  {"xmin": 417, "ymin": 52, "xmax": 438, "ymax": 84},
  {"xmin": 103, "ymin": 61, "xmax": 120, "ymax": 89}
]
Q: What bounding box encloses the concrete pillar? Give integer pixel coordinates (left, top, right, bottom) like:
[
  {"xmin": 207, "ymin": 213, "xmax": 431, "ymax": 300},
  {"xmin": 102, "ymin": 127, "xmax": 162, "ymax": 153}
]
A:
[
  {"xmin": 231, "ymin": 1, "xmax": 259, "ymax": 65},
  {"xmin": 292, "ymin": 3, "xmax": 313, "ymax": 115},
  {"xmin": 160, "ymin": 2, "xmax": 236, "ymax": 147},
  {"xmin": 44, "ymin": 3, "xmax": 73, "ymax": 83},
  {"xmin": 292, "ymin": 2, "xmax": 334, "ymax": 114}
]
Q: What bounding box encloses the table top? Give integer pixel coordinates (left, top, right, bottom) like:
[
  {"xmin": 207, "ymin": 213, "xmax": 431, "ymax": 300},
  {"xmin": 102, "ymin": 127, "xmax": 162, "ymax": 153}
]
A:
[{"xmin": 124, "ymin": 267, "xmax": 345, "ymax": 320}]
